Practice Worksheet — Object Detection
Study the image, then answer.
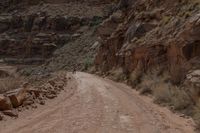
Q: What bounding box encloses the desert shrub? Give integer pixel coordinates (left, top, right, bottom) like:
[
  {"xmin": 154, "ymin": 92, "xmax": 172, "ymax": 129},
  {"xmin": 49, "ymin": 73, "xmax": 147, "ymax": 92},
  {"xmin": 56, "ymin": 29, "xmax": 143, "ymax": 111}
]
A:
[
  {"xmin": 139, "ymin": 85, "xmax": 152, "ymax": 95},
  {"xmin": 153, "ymin": 83, "xmax": 172, "ymax": 103},
  {"xmin": 110, "ymin": 67, "xmax": 126, "ymax": 81},
  {"xmin": 83, "ymin": 57, "xmax": 94, "ymax": 71},
  {"xmin": 170, "ymin": 86, "xmax": 191, "ymax": 110},
  {"xmin": 139, "ymin": 75, "xmax": 155, "ymax": 95},
  {"xmin": 193, "ymin": 100, "xmax": 200, "ymax": 129},
  {"xmin": 129, "ymin": 69, "xmax": 142, "ymax": 87},
  {"xmin": 129, "ymin": 61, "xmax": 144, "ymax": 87},
  {"xmin": 169, "ymin": 64, "xmax": 186, "ymax": 85},
  {"xmin": 161, "ymin": 15, "xmax": 171, "ymax": 25},
  {"xmin": 139, "ymin": 66, "xmax": 167, "ymax": 95},
  {"xmin": 90, "ymin": 16, "xmax": 103, "ymax": 26},
  {"xmin": 0, "ymin": 76, "xmax": 23, "ymax": 94}
]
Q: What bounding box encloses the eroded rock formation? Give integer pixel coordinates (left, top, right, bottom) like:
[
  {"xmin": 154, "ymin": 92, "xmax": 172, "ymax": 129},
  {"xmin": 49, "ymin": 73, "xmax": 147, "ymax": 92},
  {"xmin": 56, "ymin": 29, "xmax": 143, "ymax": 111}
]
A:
[
  {"xmin": 0, "ymin": 0, "xmax": 112, "ymax": 64},
  {"xmin": 96, "ymin": 0, "xmax": 200, "ymax": 74},
  {"xmin": 95, "ymin": 0, "xmax": 200, "ymax": 116}
]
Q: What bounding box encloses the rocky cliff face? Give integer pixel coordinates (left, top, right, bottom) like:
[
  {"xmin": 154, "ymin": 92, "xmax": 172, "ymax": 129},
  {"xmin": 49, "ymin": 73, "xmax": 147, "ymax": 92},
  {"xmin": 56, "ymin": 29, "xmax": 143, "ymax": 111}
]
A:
[
  {"xmin": 0, "ymin": 0, "xmax": 113, "ymax": 64},
  {"xmin": 96, "ymin": 0, "xmax": 200, "ymax": 73},
  {"xmin": 95, "ymin": 0, "xmax": 200, "ymax": 121}
]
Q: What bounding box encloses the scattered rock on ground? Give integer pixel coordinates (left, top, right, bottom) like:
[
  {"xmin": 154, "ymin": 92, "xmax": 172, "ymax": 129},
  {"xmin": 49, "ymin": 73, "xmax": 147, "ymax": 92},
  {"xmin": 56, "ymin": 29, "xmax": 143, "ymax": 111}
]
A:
[
  {"xmin": 6, "ymin": 88, "xmax": 27, "ymax": 108},
  {"xmin": 0, "ymin": 95, "xmax": 12, "ymax": 111},
  {"xmin": 2, "ymin": 110, "xmax": 18, "ymax": 117}
]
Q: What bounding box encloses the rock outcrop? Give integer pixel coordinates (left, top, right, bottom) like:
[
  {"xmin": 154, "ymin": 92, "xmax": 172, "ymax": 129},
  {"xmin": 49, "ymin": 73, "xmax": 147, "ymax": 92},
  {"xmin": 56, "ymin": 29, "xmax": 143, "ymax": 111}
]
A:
[
  {"xmin": 96, "ymin": 0, "xmax": 200, "ymax": 75},
  {"xmin": 0, "ymin": 95, "xmax": 12, "ymax": 111},
  {"xmin": 95, "ymin": 0, "xmax": 200, "ymax": 118},
  {"xmin": 0, "ymin": 0, "xmax": 111, "ymax": 65},
  {"xmin": 0, "ymin": 13, "xmax": 101, "ymax": 61}
]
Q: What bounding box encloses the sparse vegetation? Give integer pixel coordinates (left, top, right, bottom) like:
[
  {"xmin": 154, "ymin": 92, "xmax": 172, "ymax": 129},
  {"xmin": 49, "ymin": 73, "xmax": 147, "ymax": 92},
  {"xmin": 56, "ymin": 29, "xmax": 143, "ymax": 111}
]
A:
[
  {"xmin": 129, "ymin": 69, "xmax": 142, "ymax": 87},
  {"xmin": 161, "ymin": 15, "xmax": 171, "ymax": 25},
  {"xmin": 110, "ymin": 67, "xmax": 126, "ymax": 81},
  {"xmin": 138, "ymin": 74, "xmax": 155, "ymax": 95},
  {"xmin": 153, "ymin": 83, "xmax": 172, "ymax": 103},
  {"xmin": 139, "ymin": 66, "xmax": 168, "ymax": 95},
  {"xmin": 83, "ymin": 57, "xmax": 94, "ymax": 71},
  {"xmin": 169, "ymin": 64, "xmax": 186, "ymax": 85},
  {"xmin": 193, "ymin": 100, "xmax": 200, "ymax": 129},
  {"xmin": 129, "ymin": 62, "xmax": 144, "ymax": 87},
  {"xmin": 170, "ymin": 86, "xmax": 191, "ymax": 110},
  {"xmin": 0, "ymin": 76, "xmax": 23, "ymax": 94}
]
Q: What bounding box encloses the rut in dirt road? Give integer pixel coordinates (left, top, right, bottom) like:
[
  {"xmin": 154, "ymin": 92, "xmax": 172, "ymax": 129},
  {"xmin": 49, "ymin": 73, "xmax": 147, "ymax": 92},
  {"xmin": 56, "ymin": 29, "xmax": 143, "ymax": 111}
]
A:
[{"xmin": 0, "ymin": 72, "xmax": 195, "ymax": 133}]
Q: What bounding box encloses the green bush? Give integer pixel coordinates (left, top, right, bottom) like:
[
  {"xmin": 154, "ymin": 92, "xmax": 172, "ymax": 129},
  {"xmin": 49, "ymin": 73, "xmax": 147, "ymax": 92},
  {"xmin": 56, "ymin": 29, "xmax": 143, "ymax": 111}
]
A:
[{"xmin": 83, "ymin": 57, "xmax": 94, "ymax": 71}]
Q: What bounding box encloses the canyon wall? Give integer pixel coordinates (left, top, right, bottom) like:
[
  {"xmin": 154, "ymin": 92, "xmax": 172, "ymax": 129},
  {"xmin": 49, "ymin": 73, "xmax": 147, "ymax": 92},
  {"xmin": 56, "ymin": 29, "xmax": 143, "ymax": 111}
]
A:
[
  {"xmin": 0, "ymin": 0, "xmax": 111, "ymax": 64},
  {"xmin": 96, "ymin": 0, "xmax": 200, "ymax": 74},
  {"xmin": 95, "ymin": 0, "xmax": 200, "ymax": 116}
]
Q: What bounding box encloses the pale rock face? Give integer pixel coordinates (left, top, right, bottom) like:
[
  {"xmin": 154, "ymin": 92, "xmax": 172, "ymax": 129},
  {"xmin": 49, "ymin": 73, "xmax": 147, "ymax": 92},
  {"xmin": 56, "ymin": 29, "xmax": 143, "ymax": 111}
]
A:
[
  {"xmin": 91, "ymin": 41, "xmax": 100, "ymax": 50},
  {"xmin": 187, "ymin": 70, "xmax": 200, "ymax": 85}
]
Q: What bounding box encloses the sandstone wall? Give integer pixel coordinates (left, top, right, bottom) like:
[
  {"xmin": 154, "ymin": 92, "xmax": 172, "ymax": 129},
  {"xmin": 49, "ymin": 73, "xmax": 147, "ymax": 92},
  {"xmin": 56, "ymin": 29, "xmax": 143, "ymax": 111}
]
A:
[{"xmin": 95, "ymin": 0, "xmax": 200, "ymax": 73}]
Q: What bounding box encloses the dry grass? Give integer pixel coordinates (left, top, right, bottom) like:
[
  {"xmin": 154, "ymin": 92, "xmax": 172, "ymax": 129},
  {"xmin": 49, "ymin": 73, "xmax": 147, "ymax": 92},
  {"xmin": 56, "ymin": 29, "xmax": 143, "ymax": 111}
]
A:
[
  {"xmin": 138, "ymin": 65, "xmax": 191, "ymax": 111},
  {"xmin": 138, "ymin": 74, "xmax": 156, "ymax": 95},
  {"xmin": 170, "ymin": 86, "xmax": 191, "ymax": 110},
  {"xmin": 0, "ymin": 76, "xmax": 23, "ymax": 94},
  {"xmin": 193, "ymin": 100, "xmax": 200, "ymax": 129},
  {"xmin": 110, "ymin": 67, "xmax": 126, "ymax": 82},
  {"xmin": 152, "ymin": 81, "xmax": 192, "ymax": 110},
  {"xmin": 129, "ymin": 69, "xmax": 142, "ymax": 87},
  {"xmin": 153, "ymin": 83, "xmax": 172, "ymax": 103},
  {"xmin": 169, "ymin": 64, "xmax": 186, "ymax": 85},
  {"xmin": 139, "ymin": 67, "xmax": 169, "ymax": 95}
]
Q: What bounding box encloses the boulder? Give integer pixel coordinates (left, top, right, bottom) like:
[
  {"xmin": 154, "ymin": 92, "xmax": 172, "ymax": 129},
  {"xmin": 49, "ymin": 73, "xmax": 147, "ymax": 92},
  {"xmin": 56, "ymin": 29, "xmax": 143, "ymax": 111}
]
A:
[
  {"xmin": 0, "ymin": 95, "xmax": 12, "ymax": 111},
  {"xmin": 110, "ymin": 11, "xmax": 123, "ymax": 23},
  {"xmin": 6, "ymin": 88, "xmax": 27, "ymax": 108},
  {"xmin": 2, "ymin": 110, "xmax": 18, "ymax": 117},
  {"xmin": 28, "ymin": 88, "xmax": 43, "ymax": 97},
  {"xmin": 39, "ymin": 100, "xmax": 45, "ymax": 105},
  {"xmin": 186, "ymin": 69, "xmax": 200, "ymax": 87},
  {"xmin": 91, "ymin": 41, "xmax": 100, "ymax": 50},
  {"xmin": 46, "ymin": 93, "xmax": 56, "ymax": 99}
]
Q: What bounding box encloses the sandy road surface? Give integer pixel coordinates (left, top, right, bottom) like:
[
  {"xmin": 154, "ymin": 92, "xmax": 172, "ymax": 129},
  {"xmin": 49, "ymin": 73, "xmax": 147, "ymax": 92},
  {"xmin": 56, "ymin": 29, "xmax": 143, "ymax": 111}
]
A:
[{"xmin": 0, "ymin": 72, "xmax": 195, "ymax": 133}]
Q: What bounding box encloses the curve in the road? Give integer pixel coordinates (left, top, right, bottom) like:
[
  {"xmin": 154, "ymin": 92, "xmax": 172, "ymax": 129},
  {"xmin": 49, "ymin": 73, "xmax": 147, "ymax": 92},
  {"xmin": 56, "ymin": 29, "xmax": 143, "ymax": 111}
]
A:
[{"xmin": 0, "ymin": 72, "xmax": 195, "ymax": 133}]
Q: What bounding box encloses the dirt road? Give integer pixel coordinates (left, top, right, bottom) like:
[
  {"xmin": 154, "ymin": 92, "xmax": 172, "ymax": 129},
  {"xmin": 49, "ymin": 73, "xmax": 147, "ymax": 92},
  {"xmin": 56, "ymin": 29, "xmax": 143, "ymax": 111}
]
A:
[{"xmin": 0, "ymin": 72, "xmax": 195, "ymax": 133}]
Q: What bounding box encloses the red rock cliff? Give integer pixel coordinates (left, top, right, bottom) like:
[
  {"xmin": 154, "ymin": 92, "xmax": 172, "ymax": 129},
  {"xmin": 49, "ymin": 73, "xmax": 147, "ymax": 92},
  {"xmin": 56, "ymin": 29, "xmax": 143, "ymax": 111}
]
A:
[{"xmin": 95, "ymin": 0, "xmax": 200, "ymax": 74}]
